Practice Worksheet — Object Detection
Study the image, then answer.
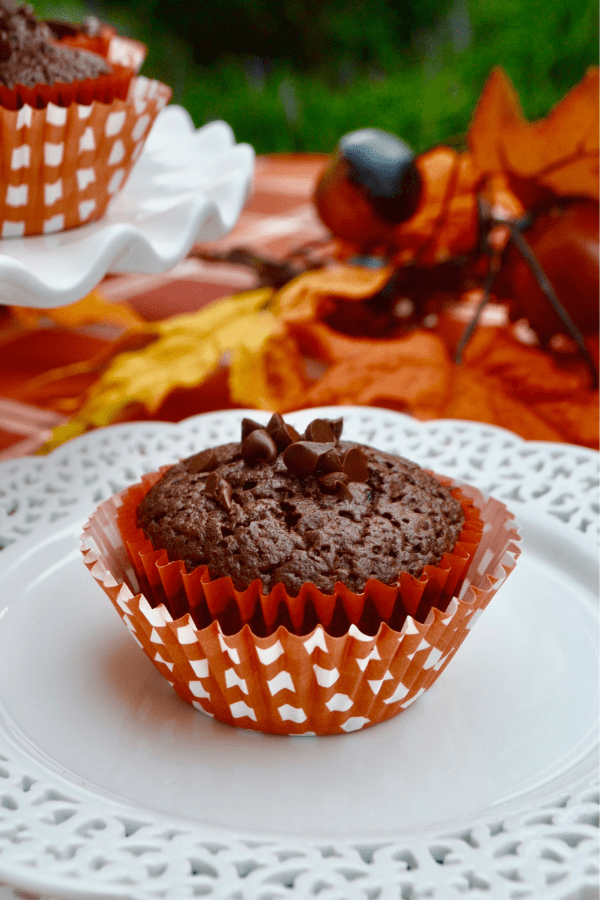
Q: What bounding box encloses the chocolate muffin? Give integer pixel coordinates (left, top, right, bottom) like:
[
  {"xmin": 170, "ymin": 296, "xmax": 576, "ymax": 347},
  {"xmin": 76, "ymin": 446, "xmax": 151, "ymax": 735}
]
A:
[
  {"xmin": 0, "ymin": 0, "xmax": 111, "ymax": 89},
  {"xmin": 136, "ymin": 415, "xmax": 465, "ymax": 596}
]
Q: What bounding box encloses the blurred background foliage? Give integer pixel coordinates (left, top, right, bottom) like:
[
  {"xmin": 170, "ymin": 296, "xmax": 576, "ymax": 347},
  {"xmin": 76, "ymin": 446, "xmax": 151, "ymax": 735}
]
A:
[{"xmin": 36, "ymin": 0, "xmax": 598, "ymax": 154}]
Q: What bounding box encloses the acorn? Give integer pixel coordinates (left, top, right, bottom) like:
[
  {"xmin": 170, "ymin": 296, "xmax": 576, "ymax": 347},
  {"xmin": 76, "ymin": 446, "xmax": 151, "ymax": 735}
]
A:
[{"xmin": 314, "ymin": 128, "xmax": 423, "ymax": 248}]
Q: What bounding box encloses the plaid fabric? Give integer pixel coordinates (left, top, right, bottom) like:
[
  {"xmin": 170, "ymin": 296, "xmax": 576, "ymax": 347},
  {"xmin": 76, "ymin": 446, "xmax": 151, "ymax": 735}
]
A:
[{"xmin": 100, "ymin": 153, "xmax": 330, "ymax": 318}]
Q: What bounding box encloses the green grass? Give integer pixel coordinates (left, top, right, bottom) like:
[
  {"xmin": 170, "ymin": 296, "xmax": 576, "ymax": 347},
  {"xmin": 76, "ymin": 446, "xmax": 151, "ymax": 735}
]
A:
[{"xmin": 35, "ymin": 0, "xmax": 598, "ymax": 155}]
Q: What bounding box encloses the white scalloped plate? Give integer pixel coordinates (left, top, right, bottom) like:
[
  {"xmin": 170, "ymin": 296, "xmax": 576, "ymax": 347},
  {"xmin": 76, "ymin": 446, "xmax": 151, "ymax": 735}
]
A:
[
  {"xmin": 0, "ymin": 408, "xmax": 597, "ymax": 900},
  {"xmin": 0, "ymin": 106, "xmax": 254, "ymax": 308}
]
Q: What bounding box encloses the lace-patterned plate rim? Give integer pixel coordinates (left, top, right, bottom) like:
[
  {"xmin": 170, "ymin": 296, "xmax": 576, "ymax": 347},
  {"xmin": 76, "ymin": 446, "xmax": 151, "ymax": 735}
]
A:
[
  {"xmin": 0, "ymin": 407, "xmax": 597, "ymax": 900},
  {"xmin": 0, "ymin": 405, "xmax": 597, "ymax": 551}
]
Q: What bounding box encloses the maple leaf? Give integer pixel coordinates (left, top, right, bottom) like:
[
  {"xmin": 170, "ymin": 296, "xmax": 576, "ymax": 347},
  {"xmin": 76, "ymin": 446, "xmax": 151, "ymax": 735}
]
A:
[
  {"xmin": 468, "ymin": 66, "xmax": 599, "ymax": 207},
  {"xmin": 40, "ymin": 288, "xmax": 295, "ymax": 451}
]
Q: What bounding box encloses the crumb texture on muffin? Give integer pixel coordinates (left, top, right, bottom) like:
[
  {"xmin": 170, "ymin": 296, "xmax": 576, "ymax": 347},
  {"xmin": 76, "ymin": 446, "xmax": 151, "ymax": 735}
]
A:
[
  {"xmin": 0, "ymin": 0, "xmax": 111, "ymax": 88},
  {"xmin": 136, "ymin": 416, "xmax": 465, "ymax": 595}
]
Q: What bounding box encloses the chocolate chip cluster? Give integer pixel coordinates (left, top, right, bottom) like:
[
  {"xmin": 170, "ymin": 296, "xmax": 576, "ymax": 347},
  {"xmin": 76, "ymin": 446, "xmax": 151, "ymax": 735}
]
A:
[{"xmin": 186, "ymin": 414, "xmax": 370, "ymax": 512}]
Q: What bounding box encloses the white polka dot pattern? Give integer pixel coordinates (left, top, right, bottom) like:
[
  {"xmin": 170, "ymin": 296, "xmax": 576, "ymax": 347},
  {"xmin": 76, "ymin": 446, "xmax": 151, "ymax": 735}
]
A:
[
  {"xmin": 0, "ymin": 76, "xmax": 171, "ymax": 237},
  {"xmin": 81, "ymin": 480, "xmax": 520, "ymax": 736}
]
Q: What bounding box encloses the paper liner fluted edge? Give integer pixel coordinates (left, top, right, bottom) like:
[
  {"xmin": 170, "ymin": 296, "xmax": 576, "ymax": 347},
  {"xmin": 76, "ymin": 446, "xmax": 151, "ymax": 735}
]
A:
[
  {"xmin": 81, "ymin": 481, "xmax": 520, "ymax": 735},
  {"xmin": 114, "ymin": 467, "xmax": 486, "ymax": 636},
  {"xmin": 0, "ymin": 75, "xmax": 171, "ymax": 237}
]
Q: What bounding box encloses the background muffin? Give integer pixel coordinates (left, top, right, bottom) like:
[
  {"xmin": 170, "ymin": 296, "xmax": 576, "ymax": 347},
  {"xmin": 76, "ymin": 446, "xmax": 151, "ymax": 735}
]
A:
[{"xmin": 0, "ymin": 0, "xmax": 170, "ymax": 236}]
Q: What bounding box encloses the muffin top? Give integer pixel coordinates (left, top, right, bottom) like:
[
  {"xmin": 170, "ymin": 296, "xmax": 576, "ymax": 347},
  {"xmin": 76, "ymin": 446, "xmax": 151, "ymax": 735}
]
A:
[
  {"xmin": 136, "ymin": 415, "xmax": 465, "ymax": 596},
  {"xmin": 0, "ymin": 0, "xmax": 111, "ymax": 89}
]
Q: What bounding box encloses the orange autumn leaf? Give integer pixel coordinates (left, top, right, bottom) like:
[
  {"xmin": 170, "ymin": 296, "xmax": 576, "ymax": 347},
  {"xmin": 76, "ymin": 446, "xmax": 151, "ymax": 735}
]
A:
[
  {"xmin": 388, "ymin": 67, "xmax": 598, "ymax": 265},
  {"xmin": 391, "ymin": 148, "xmax": 481, "ymax": 265},
  {"xmin": 15, "ymin": 331, "xmax": 154, "ymax": 413},
  {"xmin": 469, "ymin": 66, "xmax": 600, "ymax": 206},
  {"xmin": 441, "ymin": 367, "xmax": 566, "ymax": 442},
  {"xmin": 301, "ymin": 330, "xmax": 451, "ymax": 417},
  {"xmin": 296, "ymin": 322, "xmax": 597, "ymax": 445},
  {"xmin": 529, "ymin": 396, "xmax": 600, "ymax": 448},
  {"xmin": 288, "ymin": 319, "xmax": 408, "ymax": 365},
  {"xmin": 459, "ymin": 327, "xmax": 589, "ymax": 400},
  {"xmin": 272, "ymin": 264, "xmax": 393, "ymax": 323}
]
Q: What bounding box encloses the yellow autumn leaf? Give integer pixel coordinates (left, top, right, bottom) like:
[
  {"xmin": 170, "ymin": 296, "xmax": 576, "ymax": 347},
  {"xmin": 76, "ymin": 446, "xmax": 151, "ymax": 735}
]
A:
[
  {"xmin": 39, "ymin": 288, "xmax": 277, "ymax": 452},
  {"xmin": 229, "ymin": 318, "xmax": 307, "ymax": 409},
  {"xmin": 11, "ymin": 290, "xmax": 146, "ymax": 331}
]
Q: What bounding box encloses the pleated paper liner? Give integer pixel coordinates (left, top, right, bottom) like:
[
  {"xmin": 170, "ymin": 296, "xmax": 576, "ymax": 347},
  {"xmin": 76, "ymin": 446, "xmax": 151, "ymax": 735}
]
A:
[
  {"xmin": 81, "ymin": 474, "xmax": 520, "ymax": 735},
  {"xmin": 0, "ymin": 74, "xmax": 171, "ymax": 237},
  {"xmin": 0, "ymin": 64, "xmax": 133, "ymax": 111},
  {"xmin": 115, "ymin": 468, "xmax": 485, "ymax": 637}
]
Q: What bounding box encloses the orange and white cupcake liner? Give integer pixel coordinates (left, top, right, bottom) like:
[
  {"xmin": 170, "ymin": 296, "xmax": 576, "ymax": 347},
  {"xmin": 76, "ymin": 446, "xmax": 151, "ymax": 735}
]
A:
[
  {"xmin": 0, "ymin": 74, "xmax": 171, "ymax": 237},
  {"xmin": 81, "ymin": 476, "xmax": 520, "ymax": 735}
]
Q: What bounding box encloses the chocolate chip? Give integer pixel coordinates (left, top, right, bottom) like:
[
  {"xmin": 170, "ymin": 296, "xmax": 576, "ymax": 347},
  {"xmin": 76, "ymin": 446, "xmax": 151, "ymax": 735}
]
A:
[
  {"xmin": 205, "ymin": 472, "xmax": 233, "ymax": 513},
  {"xmin": 266, "ymin": 412, "xmax": 285, "ymax": 434},
  {"xmin": 342, "ymin": 447, "xmax": 370, "ymax": 483},
  {"xmin": 326, "ymin": 417, "xmax": 344, "ymax": 442},
  {"xmin": 315, "ymin": 448, "xmax": 343, "ymax": 475},
  {"xmin": 241, "ymin": 417, "xmax": 266, "ymax": 442},
  {"xmin": 267, "ymin": 412, "xmax": 301, "ymax": 450},
  {"xmin": 282, "ymin": 440, "xmax": 336, "ymax": 478},
  {"xmin": 304, "ymin": 418, "xmax": 335, "ymax": 443},
  {"xmin": 205, "ymin": 472, "xmax": 220, "ymax": 495},
  {"xmin": 318, "ymin": 471, "xmax": 351, "ymax": 499},
  {"xmin": 186, "ymin": 448, "xmax": 219, "ymax": 474},
  {"xmin": 241, "ymin": 429, "xmax": 278, "ymax": 467},
  {"xmin": 217, "ymin": 480, "xmax": 233, "ymax": 513}
]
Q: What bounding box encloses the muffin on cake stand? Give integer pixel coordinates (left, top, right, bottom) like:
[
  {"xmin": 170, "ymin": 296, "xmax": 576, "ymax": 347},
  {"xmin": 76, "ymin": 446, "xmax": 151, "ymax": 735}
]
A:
[{"xmin": 0, "ymin": 3, "xmax": 254, "ymax": 307}]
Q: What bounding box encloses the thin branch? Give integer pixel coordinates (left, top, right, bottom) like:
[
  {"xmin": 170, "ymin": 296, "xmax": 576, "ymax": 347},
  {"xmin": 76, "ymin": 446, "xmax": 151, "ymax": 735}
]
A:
[{"xmin": 455, "ymin": 257, "xmax": 499, "ymax": 364}]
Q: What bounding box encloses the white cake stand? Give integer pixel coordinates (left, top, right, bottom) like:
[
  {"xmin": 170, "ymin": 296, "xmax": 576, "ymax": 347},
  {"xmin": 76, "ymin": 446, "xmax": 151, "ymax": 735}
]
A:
[{"xmin": 0, "ymin": 105, "xmax": 255, "ymax": 307}]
